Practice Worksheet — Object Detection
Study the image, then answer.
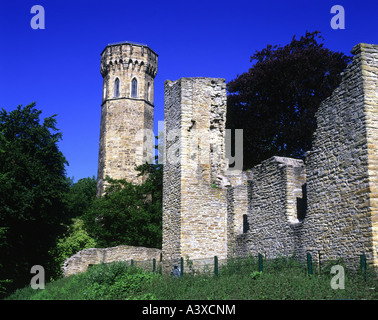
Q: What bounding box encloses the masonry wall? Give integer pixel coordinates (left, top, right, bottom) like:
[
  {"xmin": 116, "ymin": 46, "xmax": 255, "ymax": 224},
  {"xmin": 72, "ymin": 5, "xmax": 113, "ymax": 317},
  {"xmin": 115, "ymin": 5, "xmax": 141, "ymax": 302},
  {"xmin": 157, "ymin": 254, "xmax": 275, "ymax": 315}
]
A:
[
  {"xmin": 226, "ymin": 172, "xmax": 251, "ymax": 258},
  {"xmin": 302, "ymin": 43, "xmax": 378, "ymax": 268},
  {"xmin": 162, "ymin": 79, "xmax": 183, "ymax": 268},
  {"xmin": 162, "ymin": 78, "xmax": 229, "ymax": 272},
  {"xmin": 240, "ymin": 157, "xmax": 306, "ymax": 258},
  {"xmin": 62, "ymin": 245, "xmax": 161, "ymax": 277}
]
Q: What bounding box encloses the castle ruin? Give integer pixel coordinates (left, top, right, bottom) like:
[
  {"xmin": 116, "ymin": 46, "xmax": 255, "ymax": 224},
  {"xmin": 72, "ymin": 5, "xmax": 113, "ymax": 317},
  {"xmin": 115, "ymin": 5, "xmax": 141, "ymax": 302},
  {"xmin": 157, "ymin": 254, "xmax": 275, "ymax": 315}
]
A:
[
  {"xmin": 161, "ymin": 42, "xmax": 378, "ymax": 271},
  {"xmin": 63, "ymin": 42, "xmax": 378, "ymax": 276}
]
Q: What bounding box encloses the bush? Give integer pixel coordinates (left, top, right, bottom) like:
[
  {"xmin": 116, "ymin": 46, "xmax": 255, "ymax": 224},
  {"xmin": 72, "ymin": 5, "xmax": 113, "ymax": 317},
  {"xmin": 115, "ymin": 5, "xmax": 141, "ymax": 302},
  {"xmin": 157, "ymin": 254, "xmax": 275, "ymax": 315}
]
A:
[
  {"xmin": 82, "ymin": 262, "xmax": 159, "ymax": 300},
  {"xmin": 48, "ymin": 218, "xmax": 97, "ymax": 279}
]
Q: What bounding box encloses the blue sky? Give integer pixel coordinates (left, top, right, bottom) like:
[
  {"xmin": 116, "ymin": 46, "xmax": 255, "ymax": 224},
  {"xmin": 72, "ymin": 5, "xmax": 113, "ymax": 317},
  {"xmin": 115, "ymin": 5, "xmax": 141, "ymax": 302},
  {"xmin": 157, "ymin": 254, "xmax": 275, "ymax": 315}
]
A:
[{"xmin": 0, "ymin": 0, "xmax": 377, "ymax": 181}]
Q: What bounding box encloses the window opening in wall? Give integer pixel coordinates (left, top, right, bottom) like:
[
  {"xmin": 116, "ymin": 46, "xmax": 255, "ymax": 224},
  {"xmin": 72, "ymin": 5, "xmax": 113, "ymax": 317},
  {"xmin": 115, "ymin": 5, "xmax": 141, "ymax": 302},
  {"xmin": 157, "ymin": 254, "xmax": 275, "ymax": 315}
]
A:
[
  {"xmin": 243, "ymin": 214, "xmax": 250, "ymax": 233},
  {"xmin": 147, "ymin": 82, "xmax": 151, "ymax": 101},
  {"xmin": 296, "ymin": 183, "xmax": 307, "ymax": 221},
  {"xmin": 114, "ymin": 78, "xmax": 120, "ymax": 97},
  {"xmin": 131, "ymin": 78, "xmax": 138, "ymax": 98},
  {"xmin": 103, "ymin": 84, "xmax": 107, "ymax": 101}
]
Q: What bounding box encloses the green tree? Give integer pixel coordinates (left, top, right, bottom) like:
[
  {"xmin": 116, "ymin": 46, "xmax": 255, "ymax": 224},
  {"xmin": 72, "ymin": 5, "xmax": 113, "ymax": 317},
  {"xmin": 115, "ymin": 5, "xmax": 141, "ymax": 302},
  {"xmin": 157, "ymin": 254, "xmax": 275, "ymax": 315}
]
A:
[
  {"xmin": 227, "ymin": 31, "xmax": 352, "ymax": 169},
  {"xmin": 83, "ymin": 163, "xmax": 162, "ymax": 249},
  {"xmin": 44, "ymin": 177, "xmax": 98, "ymax": 280},
  {"xmin": 0, "ymin": 103, "xmax": 69, "ymax": 295},
  {"xmin": 0, "ymin": 227, "xmax": 11, "ymax": 295},
  {"xmin": 65, "ymin": 176, "xmax": 97, "ymax": 219},
  {"xmin": 48, "ymin": 218, "xmax": 97, "ymax": 279}
]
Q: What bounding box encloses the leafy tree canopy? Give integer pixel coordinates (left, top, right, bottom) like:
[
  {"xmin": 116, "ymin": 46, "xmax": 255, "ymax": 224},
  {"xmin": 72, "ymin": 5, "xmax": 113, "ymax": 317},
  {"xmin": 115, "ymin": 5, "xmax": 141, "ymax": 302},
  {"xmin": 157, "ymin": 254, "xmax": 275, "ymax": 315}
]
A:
[
  {"xmin": 65, "ymin": 176, "xmax": 97, "ymax": 219},
  {"xmin": 83, "ymin": 163, "xmax": 162, "ymax": 249},
  {"xmin": 0, "ymin": 103, "xmax": 69, "ymax": 294},
  {"xmin": 227, "ymin": 31, "xmax": 352, "ymax": 169}
]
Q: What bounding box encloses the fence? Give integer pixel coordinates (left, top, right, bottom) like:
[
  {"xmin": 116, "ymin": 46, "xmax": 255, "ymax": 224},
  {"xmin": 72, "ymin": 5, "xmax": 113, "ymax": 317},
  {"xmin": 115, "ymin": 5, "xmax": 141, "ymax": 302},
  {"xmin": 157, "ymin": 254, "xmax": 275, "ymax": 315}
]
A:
[
  {"xmin": 163, "ymin": 253, "xmax": 373, "ymax": 279},
  {"xmin": 122, "ymin": 258, "xmax": 163, "ymax": 274},
  {"xmin": 105, "ymin": 253, "xmax": 372, "ymax": 280}
]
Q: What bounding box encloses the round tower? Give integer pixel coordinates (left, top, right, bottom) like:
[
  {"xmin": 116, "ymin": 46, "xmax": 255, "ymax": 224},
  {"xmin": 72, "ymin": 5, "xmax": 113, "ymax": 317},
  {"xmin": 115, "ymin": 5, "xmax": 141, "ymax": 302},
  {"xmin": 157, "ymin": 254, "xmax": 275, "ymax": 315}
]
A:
[{"xmin": 97, "ymin": 41, "xmax": 158, "ymax": 195}]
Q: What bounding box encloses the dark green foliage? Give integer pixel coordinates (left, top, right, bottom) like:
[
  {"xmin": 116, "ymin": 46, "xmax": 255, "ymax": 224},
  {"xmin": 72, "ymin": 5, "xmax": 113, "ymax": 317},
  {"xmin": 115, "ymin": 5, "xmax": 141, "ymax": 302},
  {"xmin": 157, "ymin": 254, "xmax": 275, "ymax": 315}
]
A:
[
  {"xmin": 0, "ymin": 103, "xmax": 69, "ymax": 295},
  {"xmin": 65, "ymin": 176, "xmax": 97, "ymax": 219},
  {"xmin": 0, "ymin": 227, "xmax": 11, "ymax": 295},
  {"xmin": 46, "ymin": 177, "xmax": 98, "ymax": 280},
  {"xmin": 83, "ymin": 163, "xmax": 162, "ymax": 249},
  {"xmin": 227, "ymin": 31, "xmax": 352, "ymax": 169}
]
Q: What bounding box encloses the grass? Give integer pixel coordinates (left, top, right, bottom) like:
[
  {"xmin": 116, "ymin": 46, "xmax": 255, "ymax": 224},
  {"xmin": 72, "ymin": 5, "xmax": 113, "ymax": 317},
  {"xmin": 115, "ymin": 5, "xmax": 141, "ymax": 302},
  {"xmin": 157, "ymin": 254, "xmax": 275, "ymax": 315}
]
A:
[{"xmin": 5, "ymin": 257, "xmax": 378, "ymax": 300}]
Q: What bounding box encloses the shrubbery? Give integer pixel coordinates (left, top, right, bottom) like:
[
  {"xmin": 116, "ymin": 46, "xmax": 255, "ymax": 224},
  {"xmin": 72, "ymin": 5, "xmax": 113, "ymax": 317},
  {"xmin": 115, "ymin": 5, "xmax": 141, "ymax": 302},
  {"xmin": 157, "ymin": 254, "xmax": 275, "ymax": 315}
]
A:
[{"xmin": 6, "ymin": 258, "xmax": 378, "ymax": 300}]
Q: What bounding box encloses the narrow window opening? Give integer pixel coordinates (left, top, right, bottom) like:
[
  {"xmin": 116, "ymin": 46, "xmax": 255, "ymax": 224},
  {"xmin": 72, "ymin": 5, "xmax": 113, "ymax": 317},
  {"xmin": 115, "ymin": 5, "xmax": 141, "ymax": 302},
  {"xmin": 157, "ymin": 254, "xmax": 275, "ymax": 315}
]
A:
[
  {"xmin": 103, "ymin": 83, "xmax": 107, "ymax": 101},
  {"xmin": 296, "ymin": 183, "xmax": 307, "ymax": 221},
  {"xmin": 114, "ymin": 78, "xmax": 120, "ymax": 98},
  {"xmin": 243, "ymin": 214, "xmax": 250, "ymax": 233},
  {"xmin": 147, "ymin": 82, "xmax": 151, "ymax": 101},
  {"xmin": 131, "ymin": 78, "xmax": 138, "ymax": 98}
]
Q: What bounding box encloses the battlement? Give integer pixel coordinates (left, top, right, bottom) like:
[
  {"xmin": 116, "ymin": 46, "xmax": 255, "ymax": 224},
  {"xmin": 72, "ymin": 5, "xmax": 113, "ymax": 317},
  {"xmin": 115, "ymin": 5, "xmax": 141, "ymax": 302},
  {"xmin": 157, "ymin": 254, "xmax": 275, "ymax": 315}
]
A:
[{"xmin": 100, "ymin": 42, "xmax": 158, "ymax": 79}]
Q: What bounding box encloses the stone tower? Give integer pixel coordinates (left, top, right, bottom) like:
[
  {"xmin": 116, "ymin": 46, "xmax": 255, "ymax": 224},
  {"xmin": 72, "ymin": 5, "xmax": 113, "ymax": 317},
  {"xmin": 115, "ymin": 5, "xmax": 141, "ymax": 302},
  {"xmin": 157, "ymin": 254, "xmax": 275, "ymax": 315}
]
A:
[
  {"xmin": 162, "ymin": 77, "xmax": 229, "ymax": 272},
  {"xmin": 97, "ymin": 41, "xmax": 158, "ymax": 195}
]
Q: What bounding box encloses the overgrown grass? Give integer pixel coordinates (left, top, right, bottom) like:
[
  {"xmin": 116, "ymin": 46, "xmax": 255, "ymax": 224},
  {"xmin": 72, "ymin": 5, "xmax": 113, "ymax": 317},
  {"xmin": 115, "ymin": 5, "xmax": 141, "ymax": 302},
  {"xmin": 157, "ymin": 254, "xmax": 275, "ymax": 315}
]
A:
[{"xmin": 5, "ymin": 257, "xmax": 378, "ymax": 300}]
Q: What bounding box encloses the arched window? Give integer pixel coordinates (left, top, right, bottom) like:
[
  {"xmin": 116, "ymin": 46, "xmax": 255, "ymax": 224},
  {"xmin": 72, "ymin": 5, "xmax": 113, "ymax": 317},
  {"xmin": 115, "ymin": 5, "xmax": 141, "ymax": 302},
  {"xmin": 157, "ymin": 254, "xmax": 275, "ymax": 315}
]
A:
[
  {"xmin": 103, "ymin": 79, "xmax": 107, "ymax": 101},
  {"xmin": 147, "ymin": 82, "xmax": 151, "ymax": 101},
  {"xmin": 114, "ymin": 78, "xmax": 120, "ymax": 98},
  {"xmin": 131, "ymin": 78, "xmax": 138, "ymax": 98},
  {"xmin": 103, "ymin": 85, "xmax": 107, "ymax": 101}
]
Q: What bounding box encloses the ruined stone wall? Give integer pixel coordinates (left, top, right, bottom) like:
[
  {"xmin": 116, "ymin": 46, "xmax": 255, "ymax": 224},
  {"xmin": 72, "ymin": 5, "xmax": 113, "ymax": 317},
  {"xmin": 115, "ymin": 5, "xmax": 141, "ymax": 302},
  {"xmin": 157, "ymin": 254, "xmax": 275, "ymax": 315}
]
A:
[
  {"xmin": 226, "ymin": 172, "xmax": 251, "ymax": 258},
  {"xmin": 162, "ymin": 79, "xmax": 183, "ymax": 267},
  {"xmin": 162, "ymin": 78, "xmax": 229, "ymax": 271},
  {"xmin": 239, "ymin": 157, "xmax": 306, "ymax": 259},
  {"xmin": 62, "ymin": 245, "xmax": 161, "ymax": 277},
  {"xmin": 301, "ymin": 43, "xmax": 378, "ymax": 268}
]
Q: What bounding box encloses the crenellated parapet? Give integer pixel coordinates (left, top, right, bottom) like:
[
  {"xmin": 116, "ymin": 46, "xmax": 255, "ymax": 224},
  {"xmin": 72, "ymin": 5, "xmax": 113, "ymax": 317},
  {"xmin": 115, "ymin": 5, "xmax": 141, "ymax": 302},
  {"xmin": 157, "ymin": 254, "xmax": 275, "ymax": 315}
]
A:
[{"xmin": 100, "ymin": 41, "xmax": 157, "ymax": 78}]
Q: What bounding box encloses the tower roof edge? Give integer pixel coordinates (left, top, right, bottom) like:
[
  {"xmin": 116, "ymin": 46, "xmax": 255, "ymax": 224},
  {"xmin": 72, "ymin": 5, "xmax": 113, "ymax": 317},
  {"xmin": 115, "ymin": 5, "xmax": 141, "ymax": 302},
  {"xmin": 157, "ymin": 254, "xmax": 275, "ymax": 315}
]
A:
[{"xmin": 100, "ymin": 41, "xmax": 158, "ymax": 56}]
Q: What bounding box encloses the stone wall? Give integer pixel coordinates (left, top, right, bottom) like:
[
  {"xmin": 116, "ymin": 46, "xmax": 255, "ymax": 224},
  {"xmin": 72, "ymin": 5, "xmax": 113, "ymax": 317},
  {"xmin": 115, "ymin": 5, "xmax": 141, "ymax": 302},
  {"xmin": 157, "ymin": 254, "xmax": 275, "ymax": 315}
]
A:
[
  {"xmin": 161, "ymin": 79, "xmax": 183, "ymax": 268},
  {"xmin": 239, "ymin": 157, "xmax": 306, "ymax": 259},
  {"xmin": 62, "ymin": 245, "xmax": 161, "ymax": 277},
  {"xmin": 301, "ymin": 43, "xmax": 378, "ymax": 268},
  {"xmin": 226, "ymin": 172, "xmax": 251, "ymax": 258},
  {"xmin": 162, "ymin": 77, "xmax": 229, "ymax": 272}
]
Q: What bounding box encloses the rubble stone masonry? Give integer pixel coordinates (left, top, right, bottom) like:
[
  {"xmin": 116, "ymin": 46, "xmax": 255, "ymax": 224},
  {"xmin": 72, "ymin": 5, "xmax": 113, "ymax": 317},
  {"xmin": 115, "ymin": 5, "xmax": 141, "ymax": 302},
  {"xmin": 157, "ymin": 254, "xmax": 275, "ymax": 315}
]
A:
[
  {"xmin": 162, "ymin": 78, "xmax": 228, "ymax": 271},
  {"xmin": 65, "ymin": 42, "xmax": 377, "ymax": 276},
  {"xmin": 62, "ymin": 245, "xmax": 161, "ymax": 277},
  {"xmin": 302, "ymin": 43, "xmax": 378, "ymax": 268}
]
